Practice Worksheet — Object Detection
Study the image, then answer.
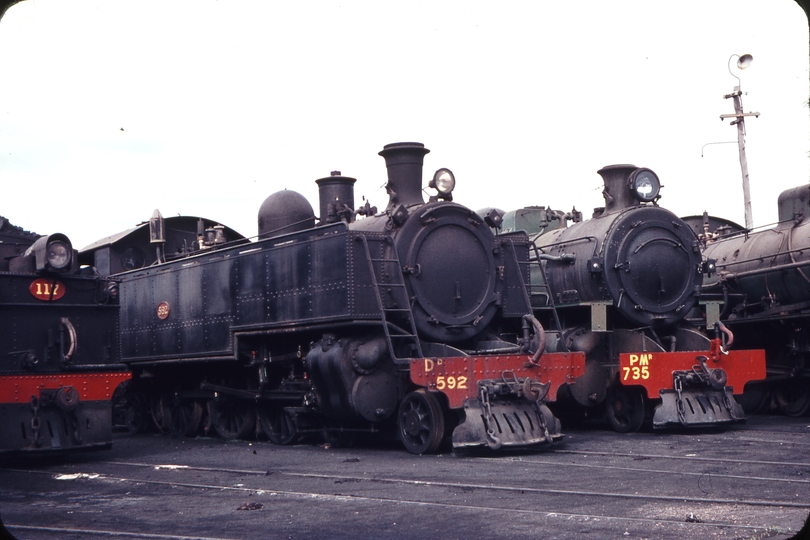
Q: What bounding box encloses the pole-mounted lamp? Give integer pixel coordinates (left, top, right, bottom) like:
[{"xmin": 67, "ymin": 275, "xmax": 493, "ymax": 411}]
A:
[{"xmin": 720, "ymin": 53, "xmax": 759, "ymax": 230}]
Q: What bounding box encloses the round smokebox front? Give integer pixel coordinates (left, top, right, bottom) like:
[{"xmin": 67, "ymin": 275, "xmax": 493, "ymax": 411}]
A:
[
  {"xmin": 395, "ymin": 203, "xmax": 500, "ymax": 342},
  {"xmin": 603, "ymin": 206, "xmax": 701, "ymax": 327}
]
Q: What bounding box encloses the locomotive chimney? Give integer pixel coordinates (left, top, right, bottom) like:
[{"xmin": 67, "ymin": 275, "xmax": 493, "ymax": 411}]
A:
[
  {"xmin": 378, "ymin": 142, "xmax": 429, "ymax": 209},
  {"xmin": 316, "ymin": 171, "xmax": 356, "ymax": 225},
  {"xmin": 597, "ymin": 164, "xmax": 638, "ymax": 214}
]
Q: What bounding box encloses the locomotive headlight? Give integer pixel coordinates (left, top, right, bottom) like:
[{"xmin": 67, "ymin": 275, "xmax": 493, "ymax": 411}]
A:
[
  {"xmin": 628, "ymin": 168, "xmax": 661, "ymax": 203},
  {"xmin": 430, "ymin": 168, "xmax": 456, "ymax": 196},
  {"xmin": 47, "ymin": 241, "xmax": 72, "ymax": 270},
  {"xmin": 25, "ymin": 233, "xmax": 74, "ymax": 273}
]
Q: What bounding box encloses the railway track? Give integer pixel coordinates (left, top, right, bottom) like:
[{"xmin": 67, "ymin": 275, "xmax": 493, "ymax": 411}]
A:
[{"xmin": 1, "ymin": 415, "xmax": 808, "ymax": 539}]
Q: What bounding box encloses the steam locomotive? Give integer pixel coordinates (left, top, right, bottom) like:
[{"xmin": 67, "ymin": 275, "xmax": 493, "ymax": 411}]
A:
[
  {"xmin": 692, "ymin": 183, "xmax": 810, "ymax": 416},
  {"xmin": 494, "ymin": 165, "xmax": 767, "ymax": 432},
  {"xmin": 0, "ymin": 218, "xmax": 129, "ymax": 455},
  {"xmin": 80, "ymin": 142, "xmax": 585, "ymax": 454}
]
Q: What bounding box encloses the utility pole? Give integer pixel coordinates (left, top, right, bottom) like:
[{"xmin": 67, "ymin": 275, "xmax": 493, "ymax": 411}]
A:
[{"xmin": 720, "ymin": 54, "xmax": 760, "ymax": 230}]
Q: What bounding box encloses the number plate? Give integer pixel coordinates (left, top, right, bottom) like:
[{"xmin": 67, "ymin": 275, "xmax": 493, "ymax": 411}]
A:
[
  {"xmin": 410, "ymin": 353, "xmax": 586, "ymax": 409},
  {"xmin": 29, "ymin": 278, "xmax": 66, "ymax": 301},
  {"xmin": 619, "ymin": 350, "xmax": 766, "ymax": 398}
]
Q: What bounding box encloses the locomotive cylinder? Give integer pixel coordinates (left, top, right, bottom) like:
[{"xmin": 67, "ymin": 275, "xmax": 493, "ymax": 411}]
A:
[{"xmin": 305, "ymin": 335, "xmax": 400, "ymax": 423}]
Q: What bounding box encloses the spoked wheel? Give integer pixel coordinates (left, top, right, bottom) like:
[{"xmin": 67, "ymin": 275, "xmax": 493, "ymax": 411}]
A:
[
  {"xmin": 150, "ymin": 394, "xmax": 169, "ymax": 433},
  {"xmin": 605, "ymin": 385, "xmax": 646, "ymax": 433},
  {"xmin": 209, "ymin": 399, "xmax": 256, "ymax": 440},
  {"xmin": 398, "ymin": 389, "xmax": 445, "ymax": 454},
  {"xmin": 124, "ymin": 392, "xmax": 150, "ymax": 434},
  {"xmin": 737, "ymin": 383, "xmax": 772, "ymax": 415},
  {"xmin": 775, "ymin": 383, "xmax": 810, "ymax": 417},
  {"xmin": 258, "ymin": 404, "xmax": 298, "ymax": 445},
  {"xmin": 163, "ymin": 393, "xmax": 204, "ymax": 437}
]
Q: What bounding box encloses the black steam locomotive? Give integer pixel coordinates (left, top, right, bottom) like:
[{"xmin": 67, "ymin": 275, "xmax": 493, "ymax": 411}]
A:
[
  {"xmin": 0, "ymin": 218, "xmax": 129, "ymax": 455},
  {"xmin": 500, "ymin": 165, "xmax": 766, "ymax": 432},
  {"xmin": 81, "ymin": 142, "xmax": 584, "ymax": 454},
  {"xmin": 693, "ymin": 183, "xmax": 810, "ymax": 416}
]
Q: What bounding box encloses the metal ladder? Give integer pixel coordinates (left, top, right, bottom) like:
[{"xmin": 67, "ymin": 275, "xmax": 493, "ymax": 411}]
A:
[
  {"xmin": 507, "ymin": 238, "xmax": 566, "ymax": 349},
  {"xmin": 359, "ymin": 234, "xmax": 424, "ymax": 363}
]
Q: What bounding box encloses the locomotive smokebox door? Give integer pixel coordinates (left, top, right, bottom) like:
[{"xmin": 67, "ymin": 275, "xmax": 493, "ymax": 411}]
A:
[
  {"xmin": 602, "ymin": 207, "xmax": 701, "ymax": 327},
  {"xmin": 536, "ymin": 165, "xmax": 702, "ymax": 329},
  {"xmin": 395, "ymin": 203, "xmax": 501, "ymax": 342}
]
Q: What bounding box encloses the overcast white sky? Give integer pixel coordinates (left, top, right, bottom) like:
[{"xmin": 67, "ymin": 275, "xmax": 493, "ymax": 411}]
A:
[{"xmin": 1, "ymin": 1, "xmax": 808, "ymax": 249}]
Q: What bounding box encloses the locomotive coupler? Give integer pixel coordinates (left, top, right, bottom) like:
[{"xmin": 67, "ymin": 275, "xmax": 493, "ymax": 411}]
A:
[
  {"xmin": 477, "ymin": 372, "xmax": 550, "ymax": 402},
  {"xmin": 675, "ymin": 356, "xmax": 729, "ymax": 390},
  {"xmin": 477, "ymin": 374, "xmax": 553, "ymax": 448},
  {"xmin": 671, "ymin": 358, "xmax": 736, "ymax": 426}
]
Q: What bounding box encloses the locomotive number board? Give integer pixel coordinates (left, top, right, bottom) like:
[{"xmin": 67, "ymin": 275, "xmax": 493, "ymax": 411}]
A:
[
  {"xmin": 29, "ymin": 278, "xmax": 66, "ymax": 301},
  {"xmin": 618, "ymin": 349, "xmax": 766, "ymax": 399},
  {"xmin": 410, "ymin": 352, "xmax": 586, "ymax": 409}
]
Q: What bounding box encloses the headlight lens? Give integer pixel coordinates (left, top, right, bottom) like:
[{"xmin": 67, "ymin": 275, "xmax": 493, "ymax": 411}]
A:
[
  {"xmin": 47, "ymin": 241, "xmax": 71, "ymax": 270},
  {"xmin": 629, "ymin": 168, "xmax": 661, "ymax": 202},
  {"xmin": 430, "ymin": 168, "xmax": 456, "ymax": 196}
]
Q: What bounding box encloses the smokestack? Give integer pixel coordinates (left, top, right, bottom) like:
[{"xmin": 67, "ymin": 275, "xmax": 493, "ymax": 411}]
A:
[
  {"xmin": 378, "ymin": 142, "xmax": 429, "ymax": 209},
  {"xmin": 597, "ymin": 164, "xmax": 638, "ymax": 214},
  {"xmin": 316, "ymin": 171, "xmax": 356, "ymax": 225}
]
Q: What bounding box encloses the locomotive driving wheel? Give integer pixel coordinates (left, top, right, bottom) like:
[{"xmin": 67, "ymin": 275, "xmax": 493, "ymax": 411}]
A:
[
  {"xmin": 605, "ymin": 385, "xmax": 646, "ymax": 433},
  {"xmin": 737, "ymin": 383, "xmax": 772, "ymax": 415},
  {"xmin": 150, "ymin": 394, "xmax": 169, "ymax": 433},
  {"xmin": 258, "ymin": 405, "xmax": 298, "ymax": 445},
  {"xmin": 124, "ymin": 392, "xmax": 150, "ymax": 434},
  {"xmin": 398, "ymin": 389, "xmax": 445, "ymax": 454},
  {"xmin": 209, "ymin": 399, "xmax": 256, "ymax": 440},
  {"xmin": 163, "ymin": 392, "xmax": 204, "ymax": 437},
  {"xmin": 775, "ymin": 382, "xmax": 810, "ymax": 417}
]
